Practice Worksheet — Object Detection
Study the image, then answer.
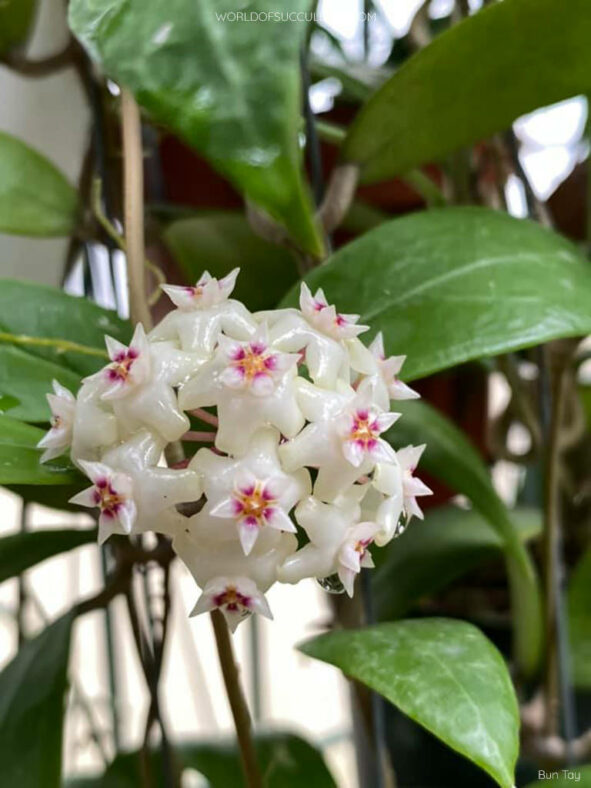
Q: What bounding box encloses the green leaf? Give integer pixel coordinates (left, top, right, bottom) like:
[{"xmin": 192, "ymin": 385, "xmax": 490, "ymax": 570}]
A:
[
  {"xmin": 385, "ymin": 398, "xmax": 543, "ymax": 676},
  {"xmin": 0, "ymin": 132, "xmax": 78, "ymax": 236},
  {"xmin": 0, "ymin": 0, "xmax": 37, "ymax": 55},
  {"xmin": 0, "ymin": 280, "xmax": 130, "ymax": 376},
  {"xmin": 69, "ymin": 0, "xmax": 323, "ymax": 257},
  {"xmin": 164, "ymin": 213, "xmax": 298, "ymax": 310},
  {"xmin": 300, "ymin": 619, "xmax": 519, "ymax": 788},
  {"xmin": 71, "ymin": 732, "xmax": 336, "ymax": 787},
  {"xmin": 373, "ymin": 505, "xmax": 541, "ymax": 620},
  {"xmin": 0, "ymin": 528, "xmax": 96, "ymax": 584},
  {"xmin": 524, "ymin": 767, "xmax": 591, "ymax": 788},
  {"xmin": 568, "ymin": 545, "xmax": 591, "ymax": 688},
  {"xmin": 0, "ymin": 612, "xmax": 75, "ymax": 788},
  {"xmin": 0, "ymin": 345, "xmax": 81, "ymax": 422},
  {"xmin": 282, "ymin": 207, "xmax": 591, "ymax": 381},
  {"xmin": 0, "ymin": 413, "xmax": 80, "ymax": 485},
  {"xmin": 344, "ymin": 0, "xmax": 591, "ymax": 183}
]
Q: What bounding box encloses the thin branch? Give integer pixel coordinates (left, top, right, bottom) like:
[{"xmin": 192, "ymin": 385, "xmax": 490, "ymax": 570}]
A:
[
  {"xmin": 182, "ymin": 431, "xmax": 216, "ymax": 443},
  {"xmin": 317, "ymin": 163, "xmax": 360, "ymax": 234},
  {"xmin": 0, "ymin": 332, "xmax": 108, "ymax": 359},
  {"xmin": 210, "ymin": 610, "xmax": 263, "ymax": 788},
  {"xmin": 121, "ymin": 90, "xmax": 153, "ymax": 329},
  {"xmin": 190, "ymin": 408, "xmax": 219, "ymax": 428},
  {"xmin": 92, "ymin": 178, "xmax": 166, "ymax": 306}
]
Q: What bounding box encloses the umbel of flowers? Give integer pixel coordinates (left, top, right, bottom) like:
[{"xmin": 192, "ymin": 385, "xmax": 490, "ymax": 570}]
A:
[{"xmin": 38, "ymin": 270, "xmax": 431, "ymax": 632}]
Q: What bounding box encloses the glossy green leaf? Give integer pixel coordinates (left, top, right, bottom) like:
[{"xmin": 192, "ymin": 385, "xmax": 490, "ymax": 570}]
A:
[
  {"xmin": 0, "ymin": 413, "xmax": 80, "ymax": 485},
  {"xmin": 0, "ymin": 0, "xmax": 37, "ymax": 55},
  {"xmin": 373, "ymin": 505, "xmax": 541, "ymax": 620},
  {"xmin": 300, "ymin": 619, "xmax": 519, "ymax": 788},
  {"xmin": 344, "ymin": 0, "xmax": 591, "ymax": 183},
  {"xmin": 0, "ymin": 527, "xmax": 95, "ymax": 584},
  {"xmin": 164, "ymin": 213, "xmax": 298, "ymax": 310},
  {"xmin": 524, "ymin": 767, "xmax": 591, "ymax": 788},
  {"xmin": 0, "ymin": 612, "xmax": 74, "ymax": 788},
  {"xmin": 0, "ymin": 280, "xmax": 129, "ymax": 376},
  {"xmin": 283, "ymin": 207, "xmax": 591, "ymax": 381},
  {"xmin": 568, "ymin": 546, "xmax": 591, "ymax": 688},
  {"xmin": 386, "ymin": 397, "xmax": 543, "ymax": 676},
  {"xmin": 68, "ymin": 732, "xmax": 336, "ymax": 787},
  {"xmin": 69, "ymin": 0, "xmax": 323, "ymax": 257},
  {"xmin": 0, "ymin": 345, "xmax": 81, "ymax": 422},
  {"xmin": 0, "ymin": 132, "xmax": 78, "ymax": 236}
]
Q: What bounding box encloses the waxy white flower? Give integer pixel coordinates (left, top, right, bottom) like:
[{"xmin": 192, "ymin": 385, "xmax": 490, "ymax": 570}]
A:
[
  {"xmin": 45, "ymin": 266, "xmax": 428, "ymax": 631},
  {"xmin": 152, "ymin": 268, "xmax": 257, "ymax": 354},
  {"xmin": 69, "ymin": 461, "xmax": 137, "ymax": 545},
  {"xmin": 90, "ymin": 323, "xmax": 151, "ymax": 400},
  {"xmin": 280, "ymin": 379, "xmax": 399, "ymax": 501},
  {"xmin": 337, "ymin": 521, "xmax": 380, "ymax": 597},
  {"xmin": 179, "ymin": 329, "xmax": 304, "ymax": 455},
  {"xmin": 190, "ymin": 576, "xmax": 273, "ymax": 632},
  {"xmin": 396, "ymin": 444, "xmax": 433, "ymax": 521},
  {"xmin": 299, "ymin": 283, "xmax": 368, "ymax": 340},
  {"xmin": 162, "ymin": 268, "xmax": 239, "ymax": 310},
  {"xmin": 278, "ymin": 489, "xmax": 370, "ymax": 593},
  {"xmin": 189, "ymin": 428, "xmax": 308, "ymax": 555},
  {"xmin": 37, "ymin": 380, "xmax": 75, "ymax": 462},
  {"xmin": 368, "ymin": 332, "xmax": 419, "ymax": 408}
]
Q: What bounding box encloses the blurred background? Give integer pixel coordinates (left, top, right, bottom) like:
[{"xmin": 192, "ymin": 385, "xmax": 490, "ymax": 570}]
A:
[{"xmin": 1, "ymin": 1, "xmax": 590, "ymax": 786}]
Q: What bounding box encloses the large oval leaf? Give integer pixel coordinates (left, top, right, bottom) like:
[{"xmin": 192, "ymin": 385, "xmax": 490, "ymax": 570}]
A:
[
  {"xmin": 0, "ymin": 280, "xmax": 129, "ymax": 376},
  {"xmin": 0, "ymin": 612, "xmax": 75, "ymax": 788},
  {"xmin": 373, "ymin": 505, "xmax": 541, "ymax": 621},
  {"xmin": 0, "ymin": 132, "xmax": 78, "ymax": 236},
  {"xmin": 69, "ymin": 0, "xmax": 322, "ymax": 257},
  {"xmin": 0, "ymin": 346, "xmax": 81, "ymax": 422},
  {"xmin": 0, "ymin": 414, "xmax": 79, "ymax": 485},
  {"xmin": 164, "ymin": 213, "xmax": 298, "ymax": 310},
  {"xmin": 300, "ymin": 619, "xmax": 519, "ymax": 788},
  {"xmin": 344, "ymin": 0, "xmax": 591, "ymax": 183},
  {"xmin": 283, "ymin": 207, "xmax": 591, "ymax": 381},
  {"xmin": 0, "ymin": 527, "xmax": 95, "ymax": 584}
]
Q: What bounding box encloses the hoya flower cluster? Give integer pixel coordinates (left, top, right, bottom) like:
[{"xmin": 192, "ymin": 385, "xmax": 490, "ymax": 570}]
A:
[{"xmin": 39, "ymin": 269, "xmax": 431, "ymax": 632}]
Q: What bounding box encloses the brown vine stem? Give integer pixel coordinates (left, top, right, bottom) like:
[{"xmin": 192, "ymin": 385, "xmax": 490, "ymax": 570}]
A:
[
  {"xmin": 541, "ymin": 342, "xmax": 570, "ymax": 738},
  {"xmin": 121, "ymin": 89, "xmax": 153, "ymax": 330},
  {"xmin": 210, "ymin": 609, "xmax": 263, "ymax": 788}
]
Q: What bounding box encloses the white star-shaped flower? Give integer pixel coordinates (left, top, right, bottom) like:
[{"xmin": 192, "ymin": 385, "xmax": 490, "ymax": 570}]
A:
[
  {"xmin": 188, "ymin": 428, "xmax": 309, "ymax": 554},
  {"xmin": 179, "ymin": 327, "xmax": 304, "ymax": 455},
  {"xmin": 190, "ymin": 575, "xmax": 273, "ymax": 632},
  {"xmin": 151, "ymin": 268, "xmax": 258, "ymax": 354},
  {"xmin": 37, "ymin": 380, "xmax": 75, "ymax": 462},
  {"xmin": 368, "ymin": 332, "xmax": 419, "ymax": 408},
  {"xmin": 278, "ymin": 489, "xmax": 378, "ymax": 596},
  {"xmin": 396, "ymin": 444, "xmax": 433, "ymax": 521},
  {"xmin": 69, "ymin": 461, "xmax": 137, "ymax": 545},
  {"xmin": 280, "ymin": 378, "xmax": 399, "ymax": 501},
  {"xmin": 299, "ymin": 283, "xmax": 368, "ymax": 340}
]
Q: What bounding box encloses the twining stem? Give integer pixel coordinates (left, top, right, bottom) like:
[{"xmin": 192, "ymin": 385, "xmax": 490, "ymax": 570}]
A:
[
  {"xmin": 210, "ymin": 610, "xmax": 263, "ymax": 788},
  {"xmin": 182, "ymin": 431, "xmax": 216, "ymax": 443},
  {"xmin": 0, "ymin": 332, "xmax": 108, "ymax": 359},
  {"xmin": 121, "ymin": 90, "xmax": 153, "ymax": 330},
  {"xmin": 190, "ymin": 408, "xmax": 219, "ymax": 428}
]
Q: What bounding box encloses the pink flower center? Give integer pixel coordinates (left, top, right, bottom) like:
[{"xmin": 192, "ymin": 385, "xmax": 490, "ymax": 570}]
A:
[
  {"xmin": 355, "ymin": 537, "xmax": 373, "ymax": 558},
  {"xmin": 231, "ymin": 343, "xmax": 276, "ymax": 382},
  {"xmin": 185, "ymin": 284, "xmax": 204, "ymax": 298},
  {"xmin": 94, "ymin": 478, "xmax": 124, "ymax": 517},
  {"xmin": 213, "ymin": 585, "xmax": 251, "ymax": 613},
  {"xmin": 350, "ymin": 410, "xmax": 380, "ymax": 447},
  {"xmin": 107, "ymin": 349, "xmax": 138, "ymax": 382},
  {"xmin": 233, "ymin": 481, "xmax": 276, "ymax": 527}
]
